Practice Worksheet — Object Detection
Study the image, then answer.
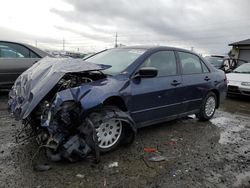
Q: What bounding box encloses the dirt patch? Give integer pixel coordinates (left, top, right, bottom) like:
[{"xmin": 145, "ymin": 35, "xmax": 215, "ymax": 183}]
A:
[{"xmin": 0, "ymin": 93, "xmax": 250, "ymax": 187}]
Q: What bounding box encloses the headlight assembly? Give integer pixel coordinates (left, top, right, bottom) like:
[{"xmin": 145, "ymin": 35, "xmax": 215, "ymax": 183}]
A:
[{"xmin": 241, "ymin": 82, "xmax": 250, "ymax": 86}]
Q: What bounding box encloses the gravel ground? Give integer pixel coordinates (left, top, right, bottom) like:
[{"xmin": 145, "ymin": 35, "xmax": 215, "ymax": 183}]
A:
[{"xmin": 0, "ymin": 91, "xmax": 249, "ymax": 188}]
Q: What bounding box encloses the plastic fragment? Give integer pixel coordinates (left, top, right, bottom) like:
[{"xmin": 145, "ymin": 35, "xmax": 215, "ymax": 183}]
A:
[
  {"xmin": 148, "ymin": 155, "xmax": 166, "ymax": 162},
  {"xmin": 172, "ymin": 169, "xmax": 182, "ymax": 177},
  {"xmin": 144, "ymin": 148, "xmax": 157, "ymax": 153},
  {"xmin": 33, "ymin": 163, "xmax": 51, "ymax": 171},
  {"xmin": 168, "ymin": 140, "xmax": 177, "ymax": 145},
  {"xmin": 104, "ymin": 178, "xmax": 107, "ymax": 187},
  {"xmin": 108, "ymin": 162, "xmax": 118, "ymax": 168},
  {"xmin": 76, "ymin": 174, "xmax": 85, "ymax": 178}
]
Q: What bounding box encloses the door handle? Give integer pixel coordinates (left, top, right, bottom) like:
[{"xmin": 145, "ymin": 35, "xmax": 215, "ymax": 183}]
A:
[
  {"xmin": 33, "ymin": 60, "xmax": 38, "ymax": 64},
  {"xmin": 171, "ymin": 80, "xmax": 181, "ymax": 86},
  {"xmin": 204, "ymin": 76, "xmax": 211, "ymax": 81}
]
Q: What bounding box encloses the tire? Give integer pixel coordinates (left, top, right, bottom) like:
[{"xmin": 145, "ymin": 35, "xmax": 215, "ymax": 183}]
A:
[
  {"xmin": 87, "ymin": 106, "xmax": 125, "ymax": 152},
  {"xmin": 196, "ymin": 92, "xmax": 217, "ymax": 121}
]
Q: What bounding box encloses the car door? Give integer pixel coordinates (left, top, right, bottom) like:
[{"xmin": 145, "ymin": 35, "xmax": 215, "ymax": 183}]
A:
[
  {"xmin": 0, "ymin": 42, "xmax": 40, "ymax": 86},
  {"xmin": 177, "ymin": 51, "xmax": 212, "ymax": 113},
  {"xmin": 129, "ymin": 50, "xmax": 183, "ymax": 126}
]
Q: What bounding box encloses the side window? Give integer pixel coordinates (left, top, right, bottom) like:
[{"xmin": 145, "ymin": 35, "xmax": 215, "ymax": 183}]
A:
[
  {"xmin": 141, "ymin": 51, "xmax": 177, "ymax": 77},
  {"xmin": 30, "ymin": 50, "xmax": 39, "ymax": 58},
  {"xmin": 200, "ymin": 60, "xmax": 210, "ymax": 73},
  {"xmin": 178, "ymin": 52, "xmax": 203, "ymax": 74},
  {"xmin": 0, "ymin": 42, "xmax": 38, "ymax": 58}
]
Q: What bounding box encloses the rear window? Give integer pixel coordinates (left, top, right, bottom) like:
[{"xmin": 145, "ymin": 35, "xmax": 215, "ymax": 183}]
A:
[{"xmin": 178, "ymin": 52, "xmax": 203, "ymax": 74}]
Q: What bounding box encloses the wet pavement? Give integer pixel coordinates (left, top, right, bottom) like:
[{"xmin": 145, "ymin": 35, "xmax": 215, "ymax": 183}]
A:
[{"xmin": 0, "ymin": 91, "xmax": 249, "ymax": 188}]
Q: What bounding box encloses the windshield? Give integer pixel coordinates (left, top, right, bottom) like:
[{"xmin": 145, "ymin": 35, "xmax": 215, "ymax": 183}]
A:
[
  {"xmin": 205, "ymin": 56, "xmax": 224, "ymax": 67},
  {"xmin": 233, "ymin": 63, "xmax": 250, "ymax": 73},
  {"xmin": 85, "ymin": 48, "xmax": 146, "ymax": 75}
]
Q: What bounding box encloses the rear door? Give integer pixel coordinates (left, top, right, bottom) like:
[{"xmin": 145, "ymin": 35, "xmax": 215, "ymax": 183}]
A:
[
  {"xmin": 130, "ymin": 50, "xmax": 183, "ymax": 125},
  {"xmin": 0, "ymin": 42, "xmax": 40, "ymax": 86},
  {"xmin": 177, "ymin": 51, "xmax": 212, "ymax": 113}
]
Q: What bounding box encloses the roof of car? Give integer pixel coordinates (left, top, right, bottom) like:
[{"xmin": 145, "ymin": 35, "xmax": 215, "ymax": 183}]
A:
[
  {"xmin": 118, "ymin": 45, "xmax": 194, "ymax": 52},
  {"xmin": 207, "ymin": 55, "xmax": 228, "ymax": 58},
  {"xmin": 0, "ymin": 40, "xmax": 50, "ymax": 57}
]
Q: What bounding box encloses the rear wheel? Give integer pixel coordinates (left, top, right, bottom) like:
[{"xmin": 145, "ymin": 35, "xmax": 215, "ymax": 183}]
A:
[{"xmin": 196, "ymin": 92, "xmax": 217, "ymax": 121}]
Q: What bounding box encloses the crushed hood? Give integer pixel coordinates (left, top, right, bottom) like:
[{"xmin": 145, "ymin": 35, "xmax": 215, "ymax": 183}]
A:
[{"xmin": 8, "ymin": 57, "xmax": 110, "ymax": 120}]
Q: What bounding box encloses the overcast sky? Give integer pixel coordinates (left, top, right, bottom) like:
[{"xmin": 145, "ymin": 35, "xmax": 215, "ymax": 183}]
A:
[{"xmin": 0, "ymin": 0, "xmax": 250, "ymax": 54}]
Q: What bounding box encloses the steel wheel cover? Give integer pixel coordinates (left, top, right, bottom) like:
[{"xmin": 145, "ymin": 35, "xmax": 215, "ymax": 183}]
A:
[
  {"xmin": 96, "ymin": 119, "xmax": 122, "ymax": 149},
  {"xmin": 205, "ymin": 96, "xmax": 216, "ymax": 117}
]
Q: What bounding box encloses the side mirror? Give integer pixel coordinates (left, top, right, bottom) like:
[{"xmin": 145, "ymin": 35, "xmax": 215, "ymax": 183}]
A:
[{"xmin": 136, "ymin": 67, "xmax": 158, "ymax": 78}]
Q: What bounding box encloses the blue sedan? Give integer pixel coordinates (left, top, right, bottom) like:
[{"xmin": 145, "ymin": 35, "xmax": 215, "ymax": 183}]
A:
[{"xmin": 9, "ymin": 46, "xmax": 227, "ymax": 160}]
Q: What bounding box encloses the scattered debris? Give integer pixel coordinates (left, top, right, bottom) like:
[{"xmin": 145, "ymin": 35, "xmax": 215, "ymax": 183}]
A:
[
  {"xmin": 148, "ymin": 154, "xmax": 166, "ymax": 162},
  {"xmin": 108, "ymin": 162, "xmax": 118, "ymax": 168},
  {"xmin": 166, "ymin": 138, "xmax": 179, "ymax": 145},
  {"xmin": 144, "ymin": 148, "xmax": 157, "ymax": 153},
  {"xmin": 33, "ymin": 163, "xmax": 51, "ymax": 172},
  {"xmin": 172, "ymin": 169, "xmax": 182, "ymax": 177},
  {"xmin": 168, "ymin": 140, "xmax": 177, "ymax": 145},
  {"xmin": 76, "ymin": 174, "xmax": 85, "ymax": 178},
  {"xmin": 187, "ymin": 114, "xmax": 196, "ymax": 119},
  {"xmin": 104, "ymin": 178, "xmax": 107, "ymax": 187}
]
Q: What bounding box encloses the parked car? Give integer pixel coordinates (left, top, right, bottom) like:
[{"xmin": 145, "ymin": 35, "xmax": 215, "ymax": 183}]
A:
[
  {"xmin": 0, "ymin": 41, "xmax": 49, "ymax": 88},
  {"xmin": 204, "ymin": 55, "xmax": 227, "ymax": 70},
  {"xmin": 227, "ymin": 63, "xmax": 250, "ymax": 96},
  {"xmin": 8, "ymin": 46, "xmax": 227, "ymax": 161},
  {"xmin": 205, "ymin": 55, "xmax": 247, "ymax": 73}
]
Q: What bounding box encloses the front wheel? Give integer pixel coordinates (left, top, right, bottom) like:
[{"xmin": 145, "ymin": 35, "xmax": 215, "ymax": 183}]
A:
[
  {"xmin": 196, "ymin": 92, "xmax": 217, "ymax": 121},
  {"xmin": 87, "ymin": 106, "xmax": 125, "ymax": 152}
]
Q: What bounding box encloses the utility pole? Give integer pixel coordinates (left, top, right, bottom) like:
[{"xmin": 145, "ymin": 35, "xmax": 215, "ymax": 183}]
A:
[
  {"xmin": 63, "ymin": 38, "xmax": 65, "ymax": 51},
  {"xmin": 115, "ymin": 32, "xmax": 118, "ymax": 48},
  {"xmin": 35, "ymin": 40, "xmax": 37, "ymax": 47},
  {"xmin": 191, "ymin": 46, "xmax": 194, "ymax": 51}
]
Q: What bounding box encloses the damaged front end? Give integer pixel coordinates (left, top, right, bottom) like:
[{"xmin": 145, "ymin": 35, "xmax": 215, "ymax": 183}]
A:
[
  {"xmin": 8, "ymin": 57, "xmax": 136, "ymax": 162},
  {"xmin": 39, "ymin": 101, "xmax": 98, "ymax": 162}
]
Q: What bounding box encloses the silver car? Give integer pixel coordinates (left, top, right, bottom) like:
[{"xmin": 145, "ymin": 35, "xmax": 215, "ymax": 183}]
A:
[
  {"xmin": 227, "ymin": 63, "xmax": 250, "ymax": 96},
  {"xmin": 0, "ymin": 41, "xmax": 49, "ymax": 88}
]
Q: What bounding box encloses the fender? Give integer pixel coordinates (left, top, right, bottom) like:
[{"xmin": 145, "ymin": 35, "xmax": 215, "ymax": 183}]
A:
[
  {"xmin": 51, "ymin": 76, "xmax": 131, "ymax": 115},
  {"xmin": 48, "ymin": 83, "xmax": 136, "ymax": 133},
  {"xmin": 52, "ymin": 85, "xmax": 127, "ymax": 111}
]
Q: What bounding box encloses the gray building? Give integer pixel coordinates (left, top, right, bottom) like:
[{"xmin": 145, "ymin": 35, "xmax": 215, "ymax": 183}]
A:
[{"xmin": 229, "ymin": 39, "xmax": 250, "ymax": 63}]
